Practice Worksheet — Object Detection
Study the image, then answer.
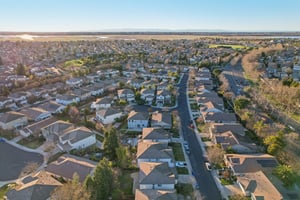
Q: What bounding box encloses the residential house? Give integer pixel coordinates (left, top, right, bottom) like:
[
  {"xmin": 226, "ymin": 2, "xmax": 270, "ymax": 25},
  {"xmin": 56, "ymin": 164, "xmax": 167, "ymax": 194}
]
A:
[
  {"xmin": 151, "ymin": 112, "xmax": 172, "ymax": 129},
  {"xmin": 55, "ymin": 94, "xmax": 80, "ymax": 105},
  {"xmin": 135, "ymin": 189, "xmax": 178, "ymax": 200},
  {"xmin": 224, "ymin": 154, "xmax": 282, "ymax": 200},
  {"xmin": 41, "ymin": 120, "xmax": 74, "ymax": 142},
  {"xmin": 71, "ymin": 88, "xmax": 92, "ymax": 101},
  {"xmin": 194, "ymin": 84, "xmax": 212, "ymax": 94},
  {"xmin": 45, "ymin": 154, "xmax": 97, "ymax": 182},
  {"xmin": 128, "ymin": 111, "xmax": 149, "ymax": 130},
  {"xmin": 157, "ymin": 82, "xmax": 169, "ymax": 90},
  {"xmin": 137, "ymin": 142, "xmax": 174, "ymax": 167},
  {"xmin": 19, "ymin": 107, "xmax": 52, "ymax": 122},
  {"xmin": 57, "ymin": 127, "xmax": 96, "ymax": 151},
  {"xmin": 292, "ymin": 65, "xmax": 300, "ymax": 81},
  {"xmin": 0, "ymin": 96, "xmax": 13, "ymax": 108},
  {"xmin": 117, "ymin": 89, "xmax": 135, "ymax": 102},
  {"xmin": 209, "ymin": 123, "xmax": 245, "ymax": 137},
  {"xmin": 91, "ymin": 97, "xmax": 113, "ymax": 110},
  {"xmin": 156, "ymin": 90, "xmax": 171, "ymax": 107},
  {"xmin": 95, "ymin": 107, "xmax": 123, "ymax": 124},
  {"xmin": 0, "ymin": 111, "xmax": 27, "ymax": 130},
  {"xmin": 86, "ymin": 73, "xmax": 100, "ymax": 83},
  {"xmin": 5, "ymin": 171, "xmax": 62, "ymax": 200},
  {"xmin": 20, "ymin": 117, "xmax": 57, "ymax": 137},
  {"xmin": 203, "ymin": 112, "xmax": 237, "ymax": 124},
  {"xmin": 128, "ymin": 79, "xmax": 144, "ymax": 89},
  {"xmin": 140, "ymin": 89, "xmax": 155, "ymax": 105},
  {"xmin": 139, "ymin": 162, "xmax": 176, "ymax": 190},
  {"xmin": 199, "ymin": 101, "xmax": 224, "ymax": 115},
  {"xmin": 142, "ymin": 128, "xmax": 171, "ymax": 143},
  {"xmin": 213, "ymin": 131, "xmax": 253, "ymax": 153},
  {"xmin": 37, "ymin": 101, "xmax": 66, "ymax": 114},
  {"xmin": 8, "ymin": 91, "xmax": 29, "ymax": 105},
  {"xmin": 66, "ymin": 77, "xmax": 83, "ymax": 88},
  {"xmin": 86, "ymin": 83, "xmax": 104, "ymax": 96}
]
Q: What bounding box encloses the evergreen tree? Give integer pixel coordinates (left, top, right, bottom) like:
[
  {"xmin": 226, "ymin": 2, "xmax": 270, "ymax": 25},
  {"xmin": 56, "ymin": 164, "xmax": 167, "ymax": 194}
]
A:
[{"xmin": 103, "ymin": 127, "xmax": 120, "ymax": 160}]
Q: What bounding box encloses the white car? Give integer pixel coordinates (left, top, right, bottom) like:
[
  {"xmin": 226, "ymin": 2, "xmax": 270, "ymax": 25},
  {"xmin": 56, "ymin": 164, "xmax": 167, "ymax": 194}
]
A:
[
  {"xmin": 205, "ymin": 162, "xmax": 212, "ymax": 171},
  {"xmin": 176, "ymin": 161, "xmax": 187, "ymax": 168}
]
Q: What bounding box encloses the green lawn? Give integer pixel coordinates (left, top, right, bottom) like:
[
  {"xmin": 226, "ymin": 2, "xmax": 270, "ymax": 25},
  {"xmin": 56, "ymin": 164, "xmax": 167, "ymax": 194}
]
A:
[
  {"xmin": 209, "ymin": 44, "xmax": 247, "ymax": 49},
  {"xmin": 176, "ymin": 167, "xmax": 189, "ymax": 175},
  {"xmin": 17, "ymin": 136, "xmax": 45, "ymax": 149},
  {"xmin": 170, "ymin": 143, "xmax": 185, "ymax": 161}
]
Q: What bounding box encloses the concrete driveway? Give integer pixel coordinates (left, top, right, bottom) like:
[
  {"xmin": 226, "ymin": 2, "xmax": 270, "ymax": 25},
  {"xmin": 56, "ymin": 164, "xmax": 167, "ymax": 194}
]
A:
[{"xmin": 0, "ymin": 142, "xmax": 43, "ymax": 181}]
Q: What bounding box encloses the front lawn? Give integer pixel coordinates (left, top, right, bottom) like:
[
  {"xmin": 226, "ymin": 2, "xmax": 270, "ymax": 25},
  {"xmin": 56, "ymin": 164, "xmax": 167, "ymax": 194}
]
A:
[
  {"xmin": 220, "ymin": 178, "xmax": 234, "ymax": 185},
  {"xmin": 0, "ymin": 129, "xmax": 17, "ymax": 140},
  {"xmin": 170, "ymin": 143, "xmax": 185, "ymax": 161},
  {"xmin": 17, "ymin": 135, "xmax": 45, "ymax": 149},
  {"xmin": 176, "ymin": 167, "xmax": 189, "ymax": 174}
]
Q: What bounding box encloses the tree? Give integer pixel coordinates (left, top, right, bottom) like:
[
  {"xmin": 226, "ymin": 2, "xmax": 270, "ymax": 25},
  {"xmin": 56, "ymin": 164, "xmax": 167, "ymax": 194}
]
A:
[
  {"xmin": 86, "ymin": 158, "xmax": 114, "ymax": 200},
  {"xmin": 51, "ymin": 173, "xmax": 90, "ymax": 200},
  {"xmin": 68, "ymin": 106, "xmax": 80, "ymax": 123},
  {"xmin": 206, "ymin": 145, "xmax": 224, "ymax": 167},
  {"xmin": 103, "ymin": 127, "xmax": 120, "ymax": 160},
  {"xmin": 116, "ymin": 145, "xmax": 131, "ymax": 169},
  {"xmin": 253, "ymin": 120, "xmax": 266, "ymax": 136},
  {"xmin": 234, "ymin": 98, "xmax": 250, "ymax": 111},
  {"xmin": 273, "ymin": 164, "xmax": 295, "ymax": 186},
  {"xmin": 15, "ymin": 63, "xmax": 26, "ymax": 75},
  {"xmin": 263, "ymin": 131, "xmax": 285, "ymax": 155},
  {"xmin": 0, "ymin": 56, "xmax": 3, "ymax": 65}
]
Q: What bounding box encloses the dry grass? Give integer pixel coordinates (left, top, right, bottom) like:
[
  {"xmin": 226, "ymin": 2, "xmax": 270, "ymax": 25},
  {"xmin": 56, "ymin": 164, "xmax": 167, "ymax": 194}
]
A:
[{"xmin": 241, "ymin": 44, "xmax": 283, "ymax": 81}]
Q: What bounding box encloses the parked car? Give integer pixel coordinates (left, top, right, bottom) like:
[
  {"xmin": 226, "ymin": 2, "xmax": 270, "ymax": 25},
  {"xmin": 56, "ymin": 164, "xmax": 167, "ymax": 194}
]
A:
[
  {"xmin": 176, "ymin": 161, "xmax": 187, "ymax": 168},
  {"xmin": 205, "ymin": 162, "xmax": 212, "ymax": 171},
  {"xmin": 0, "ymin": 138, "xmax": 5, "ymax": 143}
]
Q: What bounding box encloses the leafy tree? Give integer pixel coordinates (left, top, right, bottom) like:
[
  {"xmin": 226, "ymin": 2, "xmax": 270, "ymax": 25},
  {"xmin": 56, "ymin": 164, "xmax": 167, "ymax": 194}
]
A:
[
  {"xmin": 15, "ymin": 63, "xmax": 26, "ymax": 75},
  {"xmin": 263, "ymin": 131, "xmax": 285, "ymax": 155},
  {"xmin": 273, "ymin": 164, "xmax": 295, "ymax": 186},
  {"xmin": 51, "ymin": 173, "xmax": 90, "ymax": 200},
  {"xmin": 234, "ymin": 98, "xmax": 250, "ymax": 110},
  {"xmin": 68, "ymin": 106, "xmax": 80, "ymax": 123},
  {"xmin": 86, "ymin": 158, "xmax": 114, "ymax": 200},
  {"xmin": 253, "ymin": 120, "xmax": 266, "ymax": 136},
  {"xmin": 116, "ymin": 145, "xmax": 131, "ymax": 169},
  {"xmin": 103, "ymin": 127, "xmax": 120, "ymax": 160}
]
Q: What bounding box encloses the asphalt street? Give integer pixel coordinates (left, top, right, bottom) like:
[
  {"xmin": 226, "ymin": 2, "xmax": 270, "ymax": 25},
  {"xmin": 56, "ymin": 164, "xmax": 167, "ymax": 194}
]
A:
[{"xmin": 177, "ymin": 73, "xmax": 222, "ymax": 200}]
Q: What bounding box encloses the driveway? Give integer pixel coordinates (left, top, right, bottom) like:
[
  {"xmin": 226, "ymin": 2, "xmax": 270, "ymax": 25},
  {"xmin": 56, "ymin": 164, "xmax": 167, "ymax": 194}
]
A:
[{"xmin": 0, "ymin": 142, "xmax": 43, "ymax": 181}]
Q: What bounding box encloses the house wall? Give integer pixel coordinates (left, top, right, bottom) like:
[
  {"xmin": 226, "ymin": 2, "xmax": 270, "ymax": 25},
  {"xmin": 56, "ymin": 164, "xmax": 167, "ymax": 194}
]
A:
[
  {"xmin": 69, "ymin": 134, "xmax": 96, "ymax": 149},
  {"xmin": 139, "ymin": 183, "xmax": 174, "ymax": 190},
  {"xmin": 0, "ymin": 117, "xmax": 28, "ymax": 130},
  {"xmin": 36, "ymin": 112, "xmax": 52, "ymax": 121},
  {"xmin": 128, "ymin": 119, "xmax": 148, "ymax": 130},
  {"xmin": 142, "ymin": 138, "xmax": 170, "ymax": 143},
  {"xmin": 97, "ymin": 112, "xmax": 122, "ymax": 124}
]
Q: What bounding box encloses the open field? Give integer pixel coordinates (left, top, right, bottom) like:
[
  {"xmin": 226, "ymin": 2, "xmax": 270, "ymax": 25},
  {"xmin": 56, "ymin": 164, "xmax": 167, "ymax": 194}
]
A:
[{"xmin": 209, "ymin": 44, "xmax": 247, "ymax": 49}]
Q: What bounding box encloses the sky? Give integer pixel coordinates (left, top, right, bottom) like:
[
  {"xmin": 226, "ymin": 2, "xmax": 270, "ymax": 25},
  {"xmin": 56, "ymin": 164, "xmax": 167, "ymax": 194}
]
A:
[{"xmin": 0, "ymin": 0, "xmax": 300, "ymax": 32}]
